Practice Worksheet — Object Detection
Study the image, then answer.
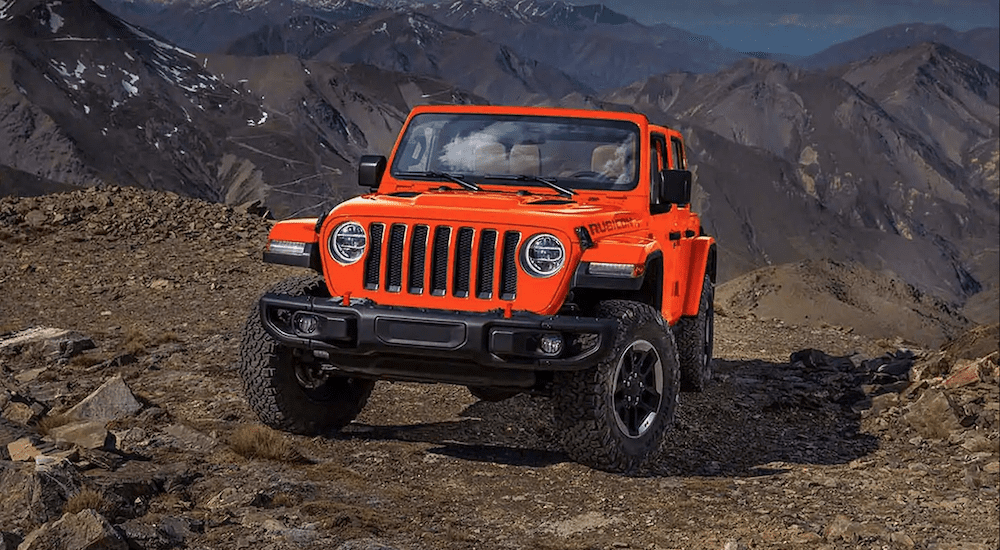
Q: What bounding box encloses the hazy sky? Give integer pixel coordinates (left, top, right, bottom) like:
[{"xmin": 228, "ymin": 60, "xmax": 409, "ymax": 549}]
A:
[{"xmin": 566, "ymin": 0, "xmax": 1000, "ymax": 55}]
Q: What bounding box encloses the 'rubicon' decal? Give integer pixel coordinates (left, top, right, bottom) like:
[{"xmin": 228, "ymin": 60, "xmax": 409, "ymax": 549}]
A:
[{"xmin": 588, "ymin": 216, "xmax": 641, "ymax": 235}]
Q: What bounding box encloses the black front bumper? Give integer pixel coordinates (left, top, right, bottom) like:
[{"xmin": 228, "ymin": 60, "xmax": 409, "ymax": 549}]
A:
[{"xmin": 258, "ymin": 294, "xmax": 616, "ymax": 387}]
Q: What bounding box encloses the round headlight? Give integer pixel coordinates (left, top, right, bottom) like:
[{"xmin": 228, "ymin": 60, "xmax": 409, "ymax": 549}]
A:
[
  {"xmin": 329, "ymin": 222, "xmax": 367, "ymax": 265},
  {"xmin": 522, "ymin": 233, "xmax": 565, "ymax": 278}
]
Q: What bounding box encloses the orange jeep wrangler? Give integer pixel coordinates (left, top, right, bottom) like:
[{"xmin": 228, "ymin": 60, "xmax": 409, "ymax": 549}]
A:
[{"xmin": 239, "ymin": 105, "xmax": 716, "ymax": 473}]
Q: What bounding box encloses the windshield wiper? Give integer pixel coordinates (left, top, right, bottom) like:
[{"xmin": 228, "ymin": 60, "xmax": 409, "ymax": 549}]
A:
[
  {"xmin": 397, "ymin": 171, "xmax": 481, "ymax": 191},
  {"xmin": 485, "ymin": 174, "xmax": 576, "ymax": 197}
]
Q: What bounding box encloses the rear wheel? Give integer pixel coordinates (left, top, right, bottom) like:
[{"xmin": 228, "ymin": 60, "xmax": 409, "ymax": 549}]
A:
[
  {"xmin": 553, "ymin": 300, "xmax": 680, "ymax": 473},
  {"xmin": 675, "ymin": 273, "xmax": 714, "ymax": 392},
  {"xmin": 238, "ymin": 275, "xmax": 375, "ymax": 435}
]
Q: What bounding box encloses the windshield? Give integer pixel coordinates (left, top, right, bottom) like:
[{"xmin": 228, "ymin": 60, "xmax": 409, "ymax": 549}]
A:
[{"xmin": 390, "ymin": 113, "xmax": 640, "ymax": 191}]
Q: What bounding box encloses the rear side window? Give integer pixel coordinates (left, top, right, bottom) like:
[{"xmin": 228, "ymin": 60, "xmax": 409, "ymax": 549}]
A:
[
  {"xmin": 670, "ymin": 137, "xmax": 686, "ymax": 170},
  {"xmin": 650, "ymin": 134, "xmax": 666, "ymax": 185}
]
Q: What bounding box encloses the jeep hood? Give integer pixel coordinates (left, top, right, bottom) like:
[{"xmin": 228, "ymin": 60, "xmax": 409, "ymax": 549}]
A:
[{"xmin": 329, "ymin": 191, "xmax": 645, "ymax": 237}]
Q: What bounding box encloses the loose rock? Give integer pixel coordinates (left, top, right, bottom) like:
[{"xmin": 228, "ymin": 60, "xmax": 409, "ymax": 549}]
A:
[
  {"xmin": 45, "ymin": 421, "xmax": 113, "ymax": 451},
  {"xmin": 65, "ymin": 375, "xmax": 142, "ymax": 422},
  {"xmin": 944, "ymin": 359, "xmax": 985, "ymax": 389},
  {"xmin": 904, "ymin": 388, "xmax": 964, "ymax": 439}
]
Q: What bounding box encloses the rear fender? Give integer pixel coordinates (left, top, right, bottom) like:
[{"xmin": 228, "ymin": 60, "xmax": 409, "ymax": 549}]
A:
[{"xmin": 680, "ymin": 237, "xmax": 715, "ymax": 316}]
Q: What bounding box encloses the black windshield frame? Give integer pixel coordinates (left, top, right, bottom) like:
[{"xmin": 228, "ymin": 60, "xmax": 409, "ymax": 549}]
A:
[{"xmin": 390, "ymin": 113, "xmax": 642, "ymax": 192}]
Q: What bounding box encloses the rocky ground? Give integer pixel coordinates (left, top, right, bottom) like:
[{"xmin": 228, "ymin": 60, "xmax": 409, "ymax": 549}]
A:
[{"xmin": 0, "ymin": 186, "xmax": 997, "ymax": 550}]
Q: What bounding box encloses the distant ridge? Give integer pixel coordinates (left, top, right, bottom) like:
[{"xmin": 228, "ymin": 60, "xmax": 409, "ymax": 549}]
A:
[{"xmin": 799, "ymin": 22, "xmax": 999, "ymax": 70}]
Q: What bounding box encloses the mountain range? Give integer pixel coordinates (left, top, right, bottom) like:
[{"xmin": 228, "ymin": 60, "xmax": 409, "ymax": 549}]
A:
[
  {"xmin": 1, "ymin": 0, "xmax": 997, "ymax": 325},
  {"xmin": 605, "ymin": 44, "xmax": 998, "ymax": 306},
  {"xmin": 94, "ymin": 0, "xmax": 1000, "ymax": 88}
]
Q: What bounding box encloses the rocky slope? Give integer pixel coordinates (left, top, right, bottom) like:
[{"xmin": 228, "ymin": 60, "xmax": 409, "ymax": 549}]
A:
[
  {"xmin": 1, "ymin": 0, "xmax": 268, "ymax": 201},
  {"xmin": 0, "ymin": 0, "xmax": 486, "ymax": 218},
  {"xmin": 0, "ymin": 185, "xmax": 998, "ymax": 550},
  {"xmin": 94, "ymin": 0, "xmax": 383, "ymax": 55},
  {"xmin": 412, "ymin": 0, "xmax": 745, "ymax": 91},
  {"xmin": 714, "ymin": 259, "xmax": 973, "ymax": 348},
  {"xmin": 227, "ymin": 8, "xmax": 588, "ymax": 105}
]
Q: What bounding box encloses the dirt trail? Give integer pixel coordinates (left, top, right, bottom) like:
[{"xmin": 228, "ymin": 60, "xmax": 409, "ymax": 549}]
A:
[{"xmin": 1, "ymin": 186, "xmax": 997, "ymax": 550}]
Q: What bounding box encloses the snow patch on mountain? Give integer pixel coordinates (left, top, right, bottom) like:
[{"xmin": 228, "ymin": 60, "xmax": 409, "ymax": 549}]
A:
[
  {"xmin": 247, "ymin": 111, "xmax": 268, "ymax": 126},
  {"xmin": 0, "ymin": 0, "xmax": 14, "ymax": 20},
  {"xmin": 49, "ymin": 59, "xmax": 84, "ymax": 90},
  {"xmin": 122, "ymin": 70, "xmax": 140, "ymax": 96},
  {"xmin": 123, "ymin": 20, "xmax": 195, "ymax": 58},
  {"xmin": 47, "ymin": 1, "xmax": 63, "ymax": 31}
]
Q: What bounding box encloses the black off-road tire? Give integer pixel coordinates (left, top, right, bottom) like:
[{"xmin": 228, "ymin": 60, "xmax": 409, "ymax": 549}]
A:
[
  {"xmin": 675, "ymin": 273, "xmax": 714, "ymax": 392},
  {"xmin": 553, "ymin": 300, "xmax": 680, "ymax": 473},
  {"xmin": 238, "ymin": 275, "xmax": 375, "ymax": 435}
]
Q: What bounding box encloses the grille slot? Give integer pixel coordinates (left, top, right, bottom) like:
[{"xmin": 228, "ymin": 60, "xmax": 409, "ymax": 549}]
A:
[
  {"xmin": 408, "ymin": 225, "xmax": 429, "ymax": 294},
  {"xmin": 500, "ymin": 231, "xmax": 520, "ymax": 301},
  {"xmin": 452, "ymin": 227, "xmax": 475, "ymax": 298},
  {"xmin": 364, "ymin": 223, "xmax": 385, "ymax": 290},
  {"xmin": 476, "ymin": 229, "xmax": 497, "ymax": 299},
  {"xmin": 430, "ymin": 226, "xmax": 452, "ymax": 296},
  {"xmin": 386, "ymin": 224, "xmax": 406, "ymax": 292}
]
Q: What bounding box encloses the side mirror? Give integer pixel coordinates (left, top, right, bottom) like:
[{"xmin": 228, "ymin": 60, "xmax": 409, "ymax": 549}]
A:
[
  {"xmin": 359, "ymin": 155, "xmax": 387, "ymax": 190},
  {"xmin": 659, "ymin": 170, "xmax": 691, "ymax": 205}
]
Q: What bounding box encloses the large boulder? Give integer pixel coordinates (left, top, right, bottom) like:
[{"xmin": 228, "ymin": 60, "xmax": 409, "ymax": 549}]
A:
[{"xmin": 16, "ymin": 509, "xmax": 126, "ymax": 550}]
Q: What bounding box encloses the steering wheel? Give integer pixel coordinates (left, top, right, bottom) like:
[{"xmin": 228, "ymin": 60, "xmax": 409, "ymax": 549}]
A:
[{"xmin": 567, "ymin": 171, "xmax": 605, "ymax": 179}]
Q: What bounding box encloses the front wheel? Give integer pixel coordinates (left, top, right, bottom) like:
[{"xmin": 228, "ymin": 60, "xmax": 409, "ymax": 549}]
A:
[
  {"xmin": 553, "ymin": 300, "xmax": 680, "ymax": 473},
  {"xmin": 238, "ymin": 275, "xmax": 375, "ymax": 435}
]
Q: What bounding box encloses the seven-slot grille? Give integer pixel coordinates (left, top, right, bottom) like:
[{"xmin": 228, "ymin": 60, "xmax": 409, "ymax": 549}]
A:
[{"xmin": 363, "ymin": 222, "xmax": 520, "ymax": 301}]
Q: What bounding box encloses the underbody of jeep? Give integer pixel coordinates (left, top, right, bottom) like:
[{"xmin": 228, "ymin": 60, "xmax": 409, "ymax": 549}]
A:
[{"xmin": 240, "ymin": 105, "xmax": 716, "ymax": 472}]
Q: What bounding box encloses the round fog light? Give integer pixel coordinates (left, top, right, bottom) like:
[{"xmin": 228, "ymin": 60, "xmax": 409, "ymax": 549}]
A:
[
  {"xmin": 294, "ymin": 314, "xmax": 320, "ymax": 335},
  {"xmin": 539, "ymin": 334, "xmax": 564, "ymax": 356}
]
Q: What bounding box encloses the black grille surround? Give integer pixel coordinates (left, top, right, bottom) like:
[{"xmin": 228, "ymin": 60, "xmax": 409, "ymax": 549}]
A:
[{"xmin": 362, "ymin": 222, "xmax": 521, "ymax": 304}]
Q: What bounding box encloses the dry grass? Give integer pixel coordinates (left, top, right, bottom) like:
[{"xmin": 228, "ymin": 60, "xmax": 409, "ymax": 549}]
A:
[
  {"xmin": 164, "ymin": 353, "xmax": 187, "ymax": 370},
  {"xmin": 123, "ymin": 327, "xmax": 181, "ymax": 356},
  {"xmin": 123, "ymin": 326, "xmax": 149, "ymax": 356},
  {"xmin": 152, "ymin": 331, "xmax": 181, "ymax": 345},
  {"xmin": 300, "ymin": 500, "xmax": 385, "ymax": 534},
  {"xmin": 16, "ymin": 342, "xmax": 47, "ymax": 364},
  {"xmin": 69, "ymin": 352, "xmax": 106, "ymax": 369},
  {"xmin": 63, "ymin": 489, "xmax": 107, "ymax": 515},
  {"xmin": 269, "ymin": 493, "xmax": 299, "ymax": 508},
  {"xmin": 229, "ymin": 424, "xmax": 307, "ymax": 462},
  {"xmin": 304, "ymin": 461, "xmax": 367, "ymax": 483},
  {"xmin": 0, "ymin": 228, "xmax": 25, "ymax": 245},
  {"xmin": 36, "ymin": 413, "xmax": 74, "ymax": 436}
]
